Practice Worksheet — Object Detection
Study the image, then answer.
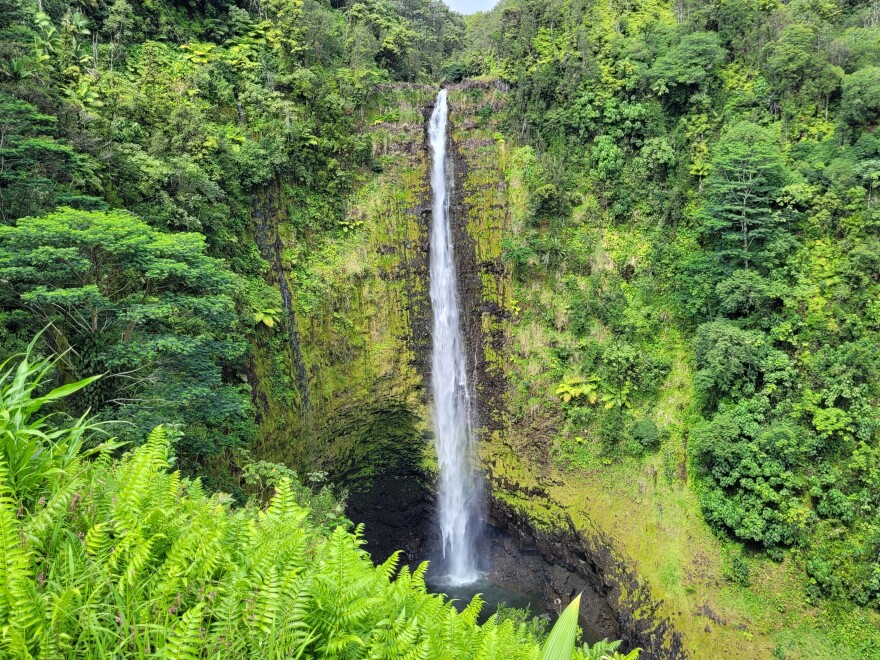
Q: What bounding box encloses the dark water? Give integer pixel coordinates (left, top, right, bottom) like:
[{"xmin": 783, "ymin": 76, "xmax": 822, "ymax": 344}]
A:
[
  {"xmin": 427, "ymin": 575, "xmax": 549, "ymax": 625},
  {"xmin": 427, "ymin": 574, "xmax": 608, "ymax": 645}
]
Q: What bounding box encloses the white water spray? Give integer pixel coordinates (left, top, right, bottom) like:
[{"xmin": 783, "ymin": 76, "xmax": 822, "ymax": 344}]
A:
[{"xmin": 428, "ymin": 89, "xmax": 481, "ymax": 585}]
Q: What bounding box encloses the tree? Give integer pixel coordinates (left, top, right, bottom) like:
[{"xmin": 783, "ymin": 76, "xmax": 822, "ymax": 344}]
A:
[
  {"xmin": 694, "ymin": 320, "xmax": 768, "ymax": 407},
  {"xmin": 0, "ymin": 208, "xmax": 254, "ymax": 469},
  {"xmin": 839, "ymin": 67, "xmax": 880, "ymax": 133},
  {"xmin": 649, "ymin": 32, "xmax": 727, "ymax": 110},
  {"xmin": 764, "ymin": 22, "xmax": 842, "ymax": 112},
  {"xmin": 691, "ymin": 406, "xmax": 811, "ymax": 550},
  {"xmin": 703, "ymin": 122, "xmax": 790, "ymax": 272},
  {"xmin": 715, "ymin": 269, "xmax": 783, "ymax": 321},
  {"xmin": 0, "ymin": 93, "xmax": 102, "ymax": 223},
  {"xmin": 765, "ymin": 23, "xmax": 816, "ymax": 97}
]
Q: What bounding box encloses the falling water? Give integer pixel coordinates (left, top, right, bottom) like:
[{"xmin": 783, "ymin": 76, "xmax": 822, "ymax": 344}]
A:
[{"xmin": 428, "ymin": 89, "xmax": 481, "ymax": 585}]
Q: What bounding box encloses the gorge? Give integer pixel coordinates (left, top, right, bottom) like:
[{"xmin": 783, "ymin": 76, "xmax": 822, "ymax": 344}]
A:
[
  {"xmin": 2, "ymin": 0, "xmax": 879, "ymax": 657},
  {"xmin": 338, "ymin": 83, "xmax": 682, "ymax": 657}
]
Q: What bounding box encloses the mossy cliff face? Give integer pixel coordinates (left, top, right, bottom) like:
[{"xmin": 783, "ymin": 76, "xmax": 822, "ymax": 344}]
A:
[
  {"xmin": 446, "ymin": 81, "xmax": 684, "ymax": 658},
  {"xmin": 247, "ymin": 86, "xmax": 437, "ymax": 559},
  {"xmin": 247, "ymin": 80, "xmax": 687, "ymax": 656},
  {"xmin": 446, "ymin": 79, "xmax": 850, "ymax": 660},
  {"xmin": 446, "ymin": 81, "xmax": 513, "ymax": 435}
]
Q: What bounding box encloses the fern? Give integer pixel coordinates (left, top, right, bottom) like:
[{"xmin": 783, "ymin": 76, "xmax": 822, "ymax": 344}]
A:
[
  {"xmin": 160, "ymin": 602, "xmax": 205, "ymax": 660},
  {"xmin": 0, "ymin": 349, "xmax": 639, "ymax": 660},
  {"xmin": 207, "ymin": 578, "xmax": 248, "ymax": 657},
  {"xmin": 121, "ymin": 532, "xmax": 164, "ymax": 592},
  {"xmin": 0, "ymin": 460, "xmax": 40, "ymax": 646},
  {"xmin": 582, "ymin": 639, "xmax": 642, "ymax": 660},
  {"xmin": 85, "ymin": 521, "xmax": 114, "ymax": 559},
  {"xmin": 24, "ymin": 476, "xmax": 81, "ymax": 550},
  {"xmin": 378, "ymin": 550, "xmax": 402, "ymax": 582},
  {"xmin": 460, "ymin": 593, "xmax": 485, "ymax": 626}
]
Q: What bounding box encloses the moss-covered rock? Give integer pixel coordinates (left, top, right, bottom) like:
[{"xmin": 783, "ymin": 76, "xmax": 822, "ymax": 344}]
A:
[{"xmin": 249, "ymin": 86, "xmax": 436, "ymax": 493}]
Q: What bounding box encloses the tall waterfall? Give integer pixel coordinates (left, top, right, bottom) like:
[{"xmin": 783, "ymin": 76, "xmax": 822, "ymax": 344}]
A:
[{"xmin": 428, "ymin": 89, "xmax": 481, "ymax": 585}]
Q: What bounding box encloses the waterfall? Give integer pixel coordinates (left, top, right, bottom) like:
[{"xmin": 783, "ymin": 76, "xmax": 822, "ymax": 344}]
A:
[{"xmin": 428, "ymin": 89, "xmax": 481, "ymax": 585}]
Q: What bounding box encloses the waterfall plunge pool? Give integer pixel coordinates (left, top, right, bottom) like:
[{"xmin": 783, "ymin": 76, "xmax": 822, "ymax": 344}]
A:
[
  {"xmin": 426, "ymin": 574, "xmax": 548, "ymax": 625},
  {"xmin": 425, "ymin": 571, "xmax": 604, "ymax": 645}
]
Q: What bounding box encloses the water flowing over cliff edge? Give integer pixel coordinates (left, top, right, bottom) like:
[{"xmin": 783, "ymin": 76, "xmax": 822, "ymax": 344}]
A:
[{"xmin": 250, "ymin": 81, "xmax": 687, "ymax": 658}]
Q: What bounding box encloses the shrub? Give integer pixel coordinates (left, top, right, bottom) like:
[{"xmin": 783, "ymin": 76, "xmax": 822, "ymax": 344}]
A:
[
  {"xmin": 726, "ymin": 552, "xmax": 752, "ymax": 587},
  {"xmin": 816, "ymin": 488, "xmax": 855, "ymax": 525},
  {"xmin": 631, "ymin": 418, "xmax": 660, "ymax": 453}
]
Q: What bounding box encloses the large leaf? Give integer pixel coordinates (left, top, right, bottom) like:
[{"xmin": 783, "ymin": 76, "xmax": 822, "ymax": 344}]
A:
[
  {"xmin": 39, "ymin": 375, "xmax": 102, "ymax": 404},
  {"xmin": 540, "ymin": 593, "xmax": 581, "ymax": 660}
]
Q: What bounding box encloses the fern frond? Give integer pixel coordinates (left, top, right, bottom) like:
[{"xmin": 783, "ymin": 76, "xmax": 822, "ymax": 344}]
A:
[
  {"xmin": 0, "ymin": 460, "xmax": 38, "ymax": 641},
  {"xmin": 160, "ymin": 602, "xmax": 204, "ymax": 660},
  {"xmin": 24, "ymin": 477, "xmax": 82, "ymax": 550},
  {"xmin": 84, "ymin": 521, "xmax": 114, "ymax": 559},
  {"xmin": 377, "ymin": 551, "xmax": 401, "ymax": 582},
  {"xmin": 121, "ymin": 532, "xmax": 164, "ymax": 592},
  {"xmin": 206, "ymin": 573, "xmax": 249, "ymax": 656},
  {"xmin": 460, "ymin": 593, "xmax": 484, "ymax": 626},
  {"xmin": 411, "ymin": 561, "xmax": 429, "ymax": 591}
]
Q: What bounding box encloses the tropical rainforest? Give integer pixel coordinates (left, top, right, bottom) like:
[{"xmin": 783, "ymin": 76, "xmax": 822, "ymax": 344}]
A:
[{"xmin": 0, "ymin": 0, "xmax": 878, "ymax": 656}]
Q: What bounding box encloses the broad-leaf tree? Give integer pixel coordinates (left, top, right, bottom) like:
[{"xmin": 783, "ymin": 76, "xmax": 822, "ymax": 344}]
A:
[
  {"xmin": 702, "ymin": 122, "xmax": 791, "ymax": 273},
  {"xmin": 0, "ymin": 208, "xmax": 254, "ymax": 470}
]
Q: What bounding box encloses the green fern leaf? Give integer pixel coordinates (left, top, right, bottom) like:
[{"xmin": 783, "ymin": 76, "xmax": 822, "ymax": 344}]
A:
[{"xmin": 160, "ymin": 602, "xmax": 204, "ymax": 660}]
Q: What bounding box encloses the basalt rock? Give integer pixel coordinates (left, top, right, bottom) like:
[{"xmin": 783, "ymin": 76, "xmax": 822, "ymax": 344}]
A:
[{"xmin": 488, "ymin": 495, "xmax": 685, "ymax": 658}]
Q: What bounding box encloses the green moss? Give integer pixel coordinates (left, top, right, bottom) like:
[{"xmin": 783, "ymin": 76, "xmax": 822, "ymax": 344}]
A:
[{"xmin": 251, "ymin": 88, "xmax": 434, "ymax": 482}]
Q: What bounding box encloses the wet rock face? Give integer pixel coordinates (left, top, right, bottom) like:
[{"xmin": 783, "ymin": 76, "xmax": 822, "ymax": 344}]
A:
[
  {"xmin": 446, "ymin": 110, "xmax": 509, "ymax": 435},
  {"xmin": 347, "ymin": 470, "xmax": 435, "ymax": 565},
  {"xmin": 348, "ymin": 464, "xmax": 633, "ymax": 649},
  {"xmin": 441, "ymin": 81, "xmax": 686, "ymax": 659},
  {"xmin": 489, "ymin": 496, "xmax": 686, "ymax": 659},
  {"xmin": 352, "ymin": 475, "xmax": 623, "ymax": 645},
  {"xmin": 341, "ymin": 87, "xmax": 684, "ymax": 659},
  {"xmin": 488, "ymin": 532, "xmax": 620, "ymax": 644}
]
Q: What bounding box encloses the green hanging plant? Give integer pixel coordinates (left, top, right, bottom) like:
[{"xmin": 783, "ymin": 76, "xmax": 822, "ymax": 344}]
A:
[
  {"xmin": 254, "ymin": 307, "xmax": 283, "ymax": 328},
  {"xmin": 555, "ymin": 376, "xmax": 600, "ymax": 404}
]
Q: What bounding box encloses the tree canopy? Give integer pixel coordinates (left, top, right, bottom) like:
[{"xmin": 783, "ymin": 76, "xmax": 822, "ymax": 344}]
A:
[{"xmin": 0, "ymin": 208, "xmax": 253, "ymax": 471}]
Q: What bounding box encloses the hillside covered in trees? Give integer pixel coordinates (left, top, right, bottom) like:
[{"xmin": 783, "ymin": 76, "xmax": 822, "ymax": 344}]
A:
[
  {"xmin": 0, "ymin": 0, "xmax": 879, "ymax": 657},
  {"xmin": 450, "ymin": 1, "xmax": 880, "ymax": 655}
]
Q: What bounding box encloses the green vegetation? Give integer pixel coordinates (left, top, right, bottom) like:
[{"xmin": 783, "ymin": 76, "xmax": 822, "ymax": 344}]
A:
[
  {"xmin": 0, "ymin": 348, "xmax": 631, "ymax": 658},
  {"xmin": 454, "ymin": 0, "xmax": 880, "ymax": 654},
  {"xmin": 0, "ymin": 208, "xmax": 253, "ymax": 469},
  {"xmin": 2, "ymin": 0, "xmax": 879, "ymax": 655},
  {"xmin": 0, "ymin": 0, "xmax": 466, "ymax": 477}
]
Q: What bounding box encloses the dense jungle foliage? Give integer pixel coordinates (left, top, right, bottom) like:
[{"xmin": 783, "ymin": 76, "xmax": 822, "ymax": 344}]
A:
[
  {"xmin": 0, "ymin": 0, "xmax": 638, "ymax": 656},
  {"xmin": 456, "ymin": 0, "xmax": 880, "ymax": 623},
  {"xmin": 0, "ymin": 0, "xmax": 464, "ymax": 477},
  {"xmin": 0, "ymin": 350, "xmax": 638, "ymax": 658},
  {"xmin": 1, "ymin": 0, "xmax": 880, "ymax": 653}
]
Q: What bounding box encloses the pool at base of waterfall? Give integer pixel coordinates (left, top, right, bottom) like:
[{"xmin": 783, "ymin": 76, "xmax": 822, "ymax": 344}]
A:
[
  {"xmin": 426, "ymin": 574, "xmax": 550, "ymax": 625},
  {"xmin": 424, "ymin": 574, "xmax": 606, "ymax": 646}
]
